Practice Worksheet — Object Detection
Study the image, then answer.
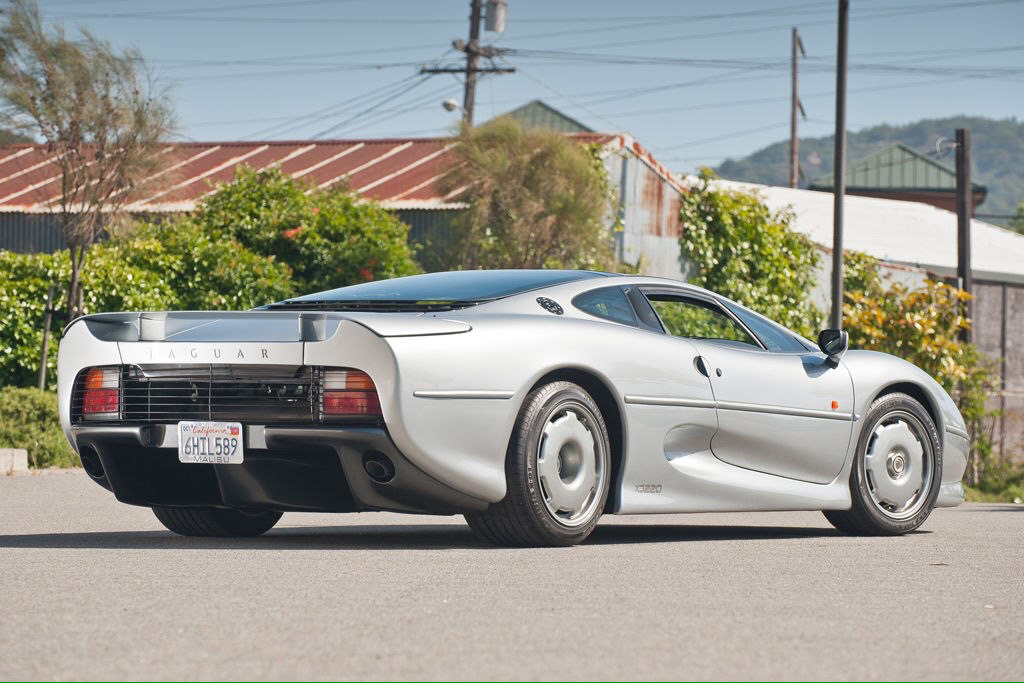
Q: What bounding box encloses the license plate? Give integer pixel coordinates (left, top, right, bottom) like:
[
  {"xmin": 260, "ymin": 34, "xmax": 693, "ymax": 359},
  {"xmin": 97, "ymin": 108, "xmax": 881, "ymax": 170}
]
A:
[{"xmin": 177, "ymin": 421, "xmax": 244, "ymax": 464}]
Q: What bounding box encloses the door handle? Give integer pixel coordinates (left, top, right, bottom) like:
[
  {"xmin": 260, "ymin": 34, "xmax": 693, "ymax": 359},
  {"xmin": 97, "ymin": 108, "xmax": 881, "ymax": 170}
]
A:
[{"xmin": 694, "ymin": 356, "xmax": 710, "ymax": 377}]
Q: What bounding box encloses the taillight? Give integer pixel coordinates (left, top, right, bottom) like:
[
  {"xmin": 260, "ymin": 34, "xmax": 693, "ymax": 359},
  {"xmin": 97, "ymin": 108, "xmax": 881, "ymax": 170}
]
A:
[
  {"xmin": 82, "ymin": 367, "xmax": 120, "ymax": 419},
  {"xmin": 321, "ymin": 369, "xmax": 382, "ymax": 418}
]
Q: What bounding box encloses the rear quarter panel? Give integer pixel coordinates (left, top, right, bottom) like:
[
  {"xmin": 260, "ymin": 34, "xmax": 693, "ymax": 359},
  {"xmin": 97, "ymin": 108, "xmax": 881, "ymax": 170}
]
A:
[{"xmin": 380, "ymin": 311, "xmax": 717, "ymax": 503}]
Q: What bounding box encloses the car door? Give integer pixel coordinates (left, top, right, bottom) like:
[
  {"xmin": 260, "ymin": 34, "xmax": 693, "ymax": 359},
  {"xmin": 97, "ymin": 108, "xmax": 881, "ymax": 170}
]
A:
[{"xmin": 642, "ymin": 289, "xmax": 855, "ymax": 484}]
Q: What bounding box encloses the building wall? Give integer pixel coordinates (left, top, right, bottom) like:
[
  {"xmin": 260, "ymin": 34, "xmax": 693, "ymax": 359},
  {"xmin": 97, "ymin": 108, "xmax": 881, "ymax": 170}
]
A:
[
  {"xmin": 974, "ymin": 281, "xmax": 1024, "ymax": 462},
  {"xmin": 0, "ymin": 213, "xmax": 65, "ymax": 253},
  {"xmin": 606, "ymin": 151, "xmax": 686, "ymax": 279}
]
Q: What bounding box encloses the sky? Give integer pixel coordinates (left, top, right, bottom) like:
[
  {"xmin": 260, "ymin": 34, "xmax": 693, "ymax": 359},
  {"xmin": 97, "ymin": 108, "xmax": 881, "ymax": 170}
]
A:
[{"xmin": 35, "ymin": 0, "xmax": 1024, "ymax": 172}]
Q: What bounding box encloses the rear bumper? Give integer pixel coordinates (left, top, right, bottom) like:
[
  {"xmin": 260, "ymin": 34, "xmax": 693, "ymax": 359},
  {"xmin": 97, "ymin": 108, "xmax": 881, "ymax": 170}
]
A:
[{"xmin": 71, "ymin": 424, "xmax": 488, "ymax": 515}]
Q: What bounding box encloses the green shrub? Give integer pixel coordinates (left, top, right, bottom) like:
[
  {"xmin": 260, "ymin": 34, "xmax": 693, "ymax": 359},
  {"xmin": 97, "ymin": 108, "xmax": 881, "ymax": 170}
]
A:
[
  {"xmin": 113, "ymin": 219, "xmax": 296, "ymax": 310},
  {"xmin": 195, "ymin": 166, "xmax": 420, "ymax": 292},
  {"xmin": 679, "ymin": 169, "xmax": 821, "ymax": 336},
  {"xmin": 0, "ymin": 249, "xmax": 176, "ymax": 388},
  {"xmin": 0, "ymin": 387, "xmax": 76, "ymax": 468}
]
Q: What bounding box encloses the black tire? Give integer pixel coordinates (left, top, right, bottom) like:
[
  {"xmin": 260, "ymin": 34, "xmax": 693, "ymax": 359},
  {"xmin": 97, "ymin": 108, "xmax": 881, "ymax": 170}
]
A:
[
  {"xmin": 824, "ymin": 392, "xmax": 942, "ymax": 535},
  {"xmin": 152, "ymin": 507, "xmax": 282, "ymax": 537},
  {"xmin": 465, "ymin": 381, "xmax": 612, "ymax": 547}
]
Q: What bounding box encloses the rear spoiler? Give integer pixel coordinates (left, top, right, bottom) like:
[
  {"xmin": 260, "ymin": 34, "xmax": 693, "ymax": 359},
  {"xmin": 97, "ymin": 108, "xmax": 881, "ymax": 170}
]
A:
[{"xmin": 66, "ymin": 310, "xmax": 471, "ymax": 342}]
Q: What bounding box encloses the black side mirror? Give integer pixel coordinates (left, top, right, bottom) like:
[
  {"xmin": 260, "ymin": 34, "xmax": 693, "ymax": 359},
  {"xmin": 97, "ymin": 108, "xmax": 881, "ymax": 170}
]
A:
[{"xmin": 817, "ymin": 329, "xmax": 849, "ymax": 367}]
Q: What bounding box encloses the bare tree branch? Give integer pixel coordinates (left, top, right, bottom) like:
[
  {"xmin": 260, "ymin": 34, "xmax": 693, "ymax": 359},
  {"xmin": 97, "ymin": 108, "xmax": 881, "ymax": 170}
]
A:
[{"xmin": 0, "ymin": 0, "xmax": 175, "ymax": 317}]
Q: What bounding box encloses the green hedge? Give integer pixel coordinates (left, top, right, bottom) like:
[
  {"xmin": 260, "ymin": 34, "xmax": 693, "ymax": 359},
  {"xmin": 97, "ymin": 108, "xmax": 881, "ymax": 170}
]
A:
[{"xmin": 0, "ymin": 387, "xmax": 77, "ymax": 468}]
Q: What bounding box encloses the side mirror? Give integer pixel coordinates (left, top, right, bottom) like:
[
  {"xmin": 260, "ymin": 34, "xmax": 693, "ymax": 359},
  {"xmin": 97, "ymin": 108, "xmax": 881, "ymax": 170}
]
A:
[{"xmin": 817, "ymin": 329, "xmax": 849, "ymax": 367}]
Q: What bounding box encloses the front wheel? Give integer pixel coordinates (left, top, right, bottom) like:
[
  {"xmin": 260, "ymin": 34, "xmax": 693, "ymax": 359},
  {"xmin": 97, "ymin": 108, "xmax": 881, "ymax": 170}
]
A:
[
  {"xmin": 824, "ymin": 392, "xmax": 942, "ymax": 535},
  {"xmin": 466, "ymin": 381, "xmax": 612, "ymax": 547},
  {"xmin": 152, "ymin": 507, "xmax": 282, "ymax": 537}
]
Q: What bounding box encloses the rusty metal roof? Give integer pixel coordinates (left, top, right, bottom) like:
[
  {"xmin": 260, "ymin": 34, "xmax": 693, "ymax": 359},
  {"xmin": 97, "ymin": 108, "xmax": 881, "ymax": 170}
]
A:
[{"xmin": 0, "ymin": 132, "xmax": 682, "ymax": 213}]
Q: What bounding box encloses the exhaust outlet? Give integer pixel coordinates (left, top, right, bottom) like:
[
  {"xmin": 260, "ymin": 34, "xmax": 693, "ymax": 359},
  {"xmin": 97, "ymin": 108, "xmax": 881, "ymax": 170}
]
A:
[
  {"xmin": 362, "ymin": 451, "xmax": 395, "ymax": 483},
  {"xmin": 79, "ymin": 446, "xmax": 105, "ymax": 480}
]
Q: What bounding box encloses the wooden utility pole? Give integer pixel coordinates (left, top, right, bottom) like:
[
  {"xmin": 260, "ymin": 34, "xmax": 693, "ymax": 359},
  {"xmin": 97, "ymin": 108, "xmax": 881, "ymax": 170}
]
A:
[
  {"xmin": 789, "ymin": 27, "xmax": 806, "ymax": 188},
  {"xmin": 420, "ymin": 0, "xmax": 514, "ymax": 125},
  {"xmin": 956, "ymin": 127, "xmax": 973, "ymax": 343},
  {"xmin": 830, "ymin": 0, "xmax": 849, "ymax": 330},
  {"xmin": 463, "ymin": 0, "xmax": 484, "ymax": 125}
]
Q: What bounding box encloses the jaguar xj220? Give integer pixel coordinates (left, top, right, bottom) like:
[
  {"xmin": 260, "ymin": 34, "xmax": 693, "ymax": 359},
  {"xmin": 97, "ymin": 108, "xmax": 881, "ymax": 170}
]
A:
[{"xmin": 57, "ymin": 269, "xmax": 967, "ymax": 546}]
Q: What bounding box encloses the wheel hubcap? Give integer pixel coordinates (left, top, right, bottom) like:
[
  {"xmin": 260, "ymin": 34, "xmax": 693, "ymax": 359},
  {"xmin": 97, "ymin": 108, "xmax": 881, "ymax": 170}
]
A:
[
  {"xmin": 537, "ymin": 406, "xmax": 604, "ymax": 527},
  {"xmin": 863, "ymin": 413, "xmax": 932, "ymax": 519}
]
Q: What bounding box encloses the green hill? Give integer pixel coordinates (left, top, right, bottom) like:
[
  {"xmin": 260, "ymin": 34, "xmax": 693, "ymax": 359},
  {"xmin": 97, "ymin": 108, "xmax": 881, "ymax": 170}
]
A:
[{"xmin": 714, "ymin": 116, "xmax": 1023, "ymax": 226}]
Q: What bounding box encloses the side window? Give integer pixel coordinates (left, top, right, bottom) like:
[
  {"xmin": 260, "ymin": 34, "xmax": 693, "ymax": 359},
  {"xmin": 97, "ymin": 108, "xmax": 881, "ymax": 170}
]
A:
[
  {"xmin": 646, "ymin": 294, "xmax": 759, "ymax": 347},
  {"xmin": 572, "ymin": 287, "xmax": 637, "ymax": 327},
  {"xmin": 723, "ymin": 301, "xmax": 811, "ymax": 353}
]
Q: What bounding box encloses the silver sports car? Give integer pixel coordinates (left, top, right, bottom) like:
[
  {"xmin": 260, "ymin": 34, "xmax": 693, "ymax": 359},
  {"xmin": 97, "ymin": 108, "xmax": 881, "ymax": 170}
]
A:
[{"xmin": 57, "ymin": 270, "xmax": 967, "ymax": 546}]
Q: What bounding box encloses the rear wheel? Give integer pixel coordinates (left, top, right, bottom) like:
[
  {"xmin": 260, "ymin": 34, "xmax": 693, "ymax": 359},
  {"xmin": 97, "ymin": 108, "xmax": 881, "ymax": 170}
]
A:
[
  {"xmin": 824, "ymin": 392, "xmax": 941, "ymax": 535},
  {"xmin": 152, "ymin": 507, "xmax": 282, "ymax": 537},
  {"xmin": 466, "ymin": 381, "xmax": 611, "ymax": 547}
]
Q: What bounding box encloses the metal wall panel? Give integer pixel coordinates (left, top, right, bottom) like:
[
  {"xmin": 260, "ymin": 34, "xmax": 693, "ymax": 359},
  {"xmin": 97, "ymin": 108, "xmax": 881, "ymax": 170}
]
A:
[{"xmin": 0, "ymin": 213, "xmax": 65, "ymax": 253}]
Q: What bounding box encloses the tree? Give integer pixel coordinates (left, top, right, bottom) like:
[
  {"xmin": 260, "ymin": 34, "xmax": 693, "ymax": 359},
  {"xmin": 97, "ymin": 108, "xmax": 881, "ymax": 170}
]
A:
[
  {"xmin": 678, "ymin": 169, "xmax": 821, "ymax": 335},
  {"xmin": 1010, "ymin": 201, "xmax": 1024, "ymax": 235},
  {"xmin": 437, "ymin": 117, "xmax": 616, "ymax": 271},
  {"xmin": 193, "ymin": 166, "xmax": 419, "ymax": 292},
  {"xmin": 0, "ymin": 0, "xmax": 174, "ymax": 318}
]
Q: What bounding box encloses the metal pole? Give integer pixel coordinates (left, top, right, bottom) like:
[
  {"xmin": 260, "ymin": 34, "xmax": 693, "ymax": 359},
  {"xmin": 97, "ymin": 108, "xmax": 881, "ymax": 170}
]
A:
[
  {"xmin": 830, "ymin": 0, "xmax": 848, "ymax": 330},
  {"xmin": 956, "ymin": 127, "xmax": 973, "ymax": 343},
  {"xmin": 463, "ymin": 0, "xmax": 484, "ymax": 126},
  {"xmin": 37, "ymin": 285, "xmax": 55, "ymax": 390},
  {"xmin": 789, "ymin": 27, "xmax": 801, "ymax": 189}
]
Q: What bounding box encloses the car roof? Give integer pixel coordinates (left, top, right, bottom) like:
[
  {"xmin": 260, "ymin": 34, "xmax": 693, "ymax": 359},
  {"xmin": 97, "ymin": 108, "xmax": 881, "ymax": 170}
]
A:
[{"xmin": 283, "ymin": 269, "xmax": 617, "ymax": 304}]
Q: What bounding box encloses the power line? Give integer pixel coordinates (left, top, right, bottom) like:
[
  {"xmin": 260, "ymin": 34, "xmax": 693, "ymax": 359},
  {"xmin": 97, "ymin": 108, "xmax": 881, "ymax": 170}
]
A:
[
  {"xmin": 501, "ymin": 1, "xmax": 837, "ymax": 42},
  {"xmin": 312, "ymin": 74, "xmax": 434, "ymax": 139},
  {"xmin": 658, "ymin": 122, "xmax": 793, "ymax": 152},
  {"xmin": 536, "ymin": 0, "xmax": 1024, "ymax": 54},
  {"xmin": 243, "ymin": 73, "xmax": 427, "ymax": 139},
  {"xmin": 52, "ymin": 10, "xmax": 462, "ymax": 24},
  {"xmin": 511, "ymin": 67, "xmax": 633, "ymax": 134}
]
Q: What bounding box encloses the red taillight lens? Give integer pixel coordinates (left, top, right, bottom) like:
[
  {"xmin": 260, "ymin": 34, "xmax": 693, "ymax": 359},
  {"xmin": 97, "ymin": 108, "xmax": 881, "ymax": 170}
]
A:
[
  {"xmin": 321, "ymin": 369, "xmax": 382, "ymax": 417},
  {"xmin": 82, "ymin": 367, "xmax": 120, "ymax": 418},
  {"xmin": 83, "ymin": 388, "xmax": 119, "ymax": 414},
  {"xmin": 323, "ymin": 390, "xmax": 381, "ymax": 416}
]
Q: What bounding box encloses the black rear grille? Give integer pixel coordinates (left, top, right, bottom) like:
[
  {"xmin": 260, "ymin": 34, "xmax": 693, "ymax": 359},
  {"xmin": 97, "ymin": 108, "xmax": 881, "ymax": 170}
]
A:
[{"xmin": 73, "ymin": 365, "xmax": 317, "ymax": 424}]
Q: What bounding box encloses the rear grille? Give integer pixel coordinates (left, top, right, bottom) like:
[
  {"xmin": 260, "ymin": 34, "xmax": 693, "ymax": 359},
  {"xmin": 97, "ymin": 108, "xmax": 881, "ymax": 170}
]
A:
[{"xmin": 72, "ymin": 365, "xmax": 326, "ymax": 424}]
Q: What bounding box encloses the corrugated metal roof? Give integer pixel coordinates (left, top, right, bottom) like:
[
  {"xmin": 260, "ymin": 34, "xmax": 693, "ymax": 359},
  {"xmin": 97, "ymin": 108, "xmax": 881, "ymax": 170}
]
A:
[
  {"xmin": 494, "ymin": 99, "xmax": 594, "ymax": 133},
  {"xmin": 0, "ymin": 132, "xmax": 677, "ymax": 213},
  {"xmin": 809, "ymin": 143, "xmax": 985, "ymax": 192},
  {"xmin": 707, "ymin": 178, "xmax": 1024, "ymax": 283}
]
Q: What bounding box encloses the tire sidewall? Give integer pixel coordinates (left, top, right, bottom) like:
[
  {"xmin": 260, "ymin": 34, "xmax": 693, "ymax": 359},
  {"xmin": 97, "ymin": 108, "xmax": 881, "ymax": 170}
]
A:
[
  {"xmin": 851, "ymin": 393, "xmax": 942, "ymax": 533},
  {"xmin": 516, "ymin": 383, "xmax": 611, "ymax": 544}
]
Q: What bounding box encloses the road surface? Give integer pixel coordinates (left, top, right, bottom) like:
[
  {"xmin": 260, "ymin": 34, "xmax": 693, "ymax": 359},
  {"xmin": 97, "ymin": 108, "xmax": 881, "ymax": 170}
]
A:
[{"xmin": 1, "ymin": 470, "xmax": 1021, "ymax": 681}]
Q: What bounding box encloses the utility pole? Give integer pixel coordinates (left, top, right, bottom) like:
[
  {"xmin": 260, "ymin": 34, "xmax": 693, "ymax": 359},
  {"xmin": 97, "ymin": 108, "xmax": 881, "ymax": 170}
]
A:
[
  {"xmin": 830, "ymin": 0, "xmax": 849, "ymax": 330},
  {"xmin": 789, "ymin": 27, "xmax": 806, "ymax": 189},
  {"xmin": 463, "ymin": 0, "xmax": 484, "ymax": 125},
  {"xmin": 421, "ymin": 0, "xmax": 513, "ymax": 126},
  {"xmin": 956, "ymin": 127, "xmax": 973, "ymax": 343}
]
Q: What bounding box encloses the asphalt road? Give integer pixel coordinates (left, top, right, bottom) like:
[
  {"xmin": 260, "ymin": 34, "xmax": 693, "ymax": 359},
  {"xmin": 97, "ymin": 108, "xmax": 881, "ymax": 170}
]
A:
[{"xmin": 1, "ymin": 470, "xmax": 1022, "ymax": 681}]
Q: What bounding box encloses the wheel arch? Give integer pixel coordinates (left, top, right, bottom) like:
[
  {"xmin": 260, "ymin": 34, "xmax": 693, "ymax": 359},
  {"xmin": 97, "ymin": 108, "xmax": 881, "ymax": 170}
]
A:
[
  {"xmin": 528, "ymin": 367, "xmax": 625, "ymax": 513},
  {"xmin": 871, "ymin": 381, "xmax": 942, "ymax": 434}
]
